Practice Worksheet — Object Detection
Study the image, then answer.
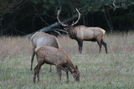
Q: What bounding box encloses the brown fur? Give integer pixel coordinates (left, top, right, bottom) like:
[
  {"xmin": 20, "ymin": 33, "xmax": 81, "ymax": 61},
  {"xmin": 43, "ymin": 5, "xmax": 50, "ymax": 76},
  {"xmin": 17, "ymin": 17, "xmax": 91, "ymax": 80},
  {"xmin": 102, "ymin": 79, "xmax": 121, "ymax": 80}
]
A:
[
  {"xmin": 33, "ymin": 46, "xmax": 80, "ymax": 83},
  {"xmin": 30, "ymin": 32, "xmax": 60, "ymax": 71},
  {"xmin": 57, "ymin": 9, "xmax": 108, "ymax": 54}
]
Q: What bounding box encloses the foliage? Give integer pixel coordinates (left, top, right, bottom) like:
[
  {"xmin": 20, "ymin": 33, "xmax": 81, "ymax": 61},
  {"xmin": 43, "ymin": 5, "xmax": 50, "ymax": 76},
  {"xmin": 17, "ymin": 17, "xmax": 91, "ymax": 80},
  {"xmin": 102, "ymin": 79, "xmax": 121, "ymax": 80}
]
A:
[
  {"xmin": 1, "ymin": 0, "xmax": 134, "ymax": 14},
  {"xmin": 0, "ymin": 0, "xmax": 22, "ymax": 14},
  {"xmin": 0, "ymin": 0, "xmax": 134, "ymax": 36}
]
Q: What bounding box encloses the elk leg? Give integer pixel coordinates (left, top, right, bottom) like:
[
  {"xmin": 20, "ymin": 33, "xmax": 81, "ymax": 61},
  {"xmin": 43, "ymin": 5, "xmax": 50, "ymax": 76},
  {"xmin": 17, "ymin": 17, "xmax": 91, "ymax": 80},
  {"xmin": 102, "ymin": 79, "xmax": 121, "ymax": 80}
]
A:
[
  {"xmin": 57, "ymin": 67, "xmax": 62, "ymax": 81},
  {"xmin": 61, "ymin": 67, "xmax": 69, "ymax": 82},
  {"xmin": 37, "ymin": 62, "xmax": 44, "ymax": 82},
  {"xmin": 31, "ymin": 50, "xmax": 35, "ymax": 70},
  {"xmin": 65, "ymin": 68, "xmax": 69, "ymax": 83},
  {"xmin": 33, "ymin": 65, "xmax": 38, "ymax": 83},
  {"xmin": 101, "ymin": 39, "xmax": 108, "ymax": 54},
  {"xmin": 33, "ymin": 61, "xmax": 44, "ymax": 83},
  {"xmin": 97, "ymin": 41, "xmax": 102, "ymax": 53},
  {"xmin": 49, "ymin": 65, "xmax": 52, "ymax": 72},
  {"xmin": 77, "ymin": 40, "xmax": 83, "ymax": 54}
]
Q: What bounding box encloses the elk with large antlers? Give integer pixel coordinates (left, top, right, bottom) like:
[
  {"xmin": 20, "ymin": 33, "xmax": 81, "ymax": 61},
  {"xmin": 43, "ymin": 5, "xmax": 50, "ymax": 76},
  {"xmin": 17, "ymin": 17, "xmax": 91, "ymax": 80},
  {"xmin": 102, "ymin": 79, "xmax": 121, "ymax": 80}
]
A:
[
  {"xmin": 57, "ymin": 9, "xmax": 108, "ymax": 54},
  {"xmin": 30, "ymin": 32, "xmax": 60, "ymax": 71}
]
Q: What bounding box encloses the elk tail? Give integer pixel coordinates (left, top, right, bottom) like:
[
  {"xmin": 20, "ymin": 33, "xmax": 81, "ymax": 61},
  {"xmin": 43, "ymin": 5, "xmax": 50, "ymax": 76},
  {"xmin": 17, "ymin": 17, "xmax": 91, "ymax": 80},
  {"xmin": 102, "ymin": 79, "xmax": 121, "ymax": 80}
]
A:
[{"xmin": 35, "ymin": 46, "xmax": 42, "ymax": 52}]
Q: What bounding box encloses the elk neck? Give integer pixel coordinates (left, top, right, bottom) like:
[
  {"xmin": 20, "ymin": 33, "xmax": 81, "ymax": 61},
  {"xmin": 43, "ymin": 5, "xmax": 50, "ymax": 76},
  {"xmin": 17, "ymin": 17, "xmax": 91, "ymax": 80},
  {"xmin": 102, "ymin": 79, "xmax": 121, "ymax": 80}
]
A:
[
  {"xmin": 67, "ymin": 26, "xmax": 76, "ymax": 39},
  {"xmin": 66, "ymin": 61, "xmax": 75, "ymax": 74}
]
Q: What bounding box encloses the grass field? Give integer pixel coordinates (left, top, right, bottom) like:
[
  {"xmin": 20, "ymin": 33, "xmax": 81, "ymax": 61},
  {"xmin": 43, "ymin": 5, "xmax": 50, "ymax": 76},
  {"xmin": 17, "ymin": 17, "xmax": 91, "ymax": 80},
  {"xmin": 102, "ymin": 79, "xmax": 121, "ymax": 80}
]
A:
[{"xmin": 0, "ymin": 32, "xmax": 134, "ymax": 89}]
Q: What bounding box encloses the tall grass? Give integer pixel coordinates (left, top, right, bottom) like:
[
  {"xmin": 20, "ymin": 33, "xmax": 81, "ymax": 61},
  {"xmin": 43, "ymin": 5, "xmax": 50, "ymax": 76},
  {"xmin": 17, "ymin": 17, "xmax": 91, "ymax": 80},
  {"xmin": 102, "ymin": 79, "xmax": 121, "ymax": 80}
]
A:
[{"xmin": 0, "ymin": 32, "xmax": 134, "ymax": 89}]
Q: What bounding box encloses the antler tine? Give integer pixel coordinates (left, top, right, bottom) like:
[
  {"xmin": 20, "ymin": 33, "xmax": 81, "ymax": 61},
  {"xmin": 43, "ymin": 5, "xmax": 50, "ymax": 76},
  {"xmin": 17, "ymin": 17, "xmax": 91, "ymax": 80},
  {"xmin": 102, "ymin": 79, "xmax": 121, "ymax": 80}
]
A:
[
  {"xmin": 72, "ymin": 8, "xmax": 81, "ymax": 26},
  {"xmin": 57, "ymin": 9, "xmax": 68, "ymax": 27}
]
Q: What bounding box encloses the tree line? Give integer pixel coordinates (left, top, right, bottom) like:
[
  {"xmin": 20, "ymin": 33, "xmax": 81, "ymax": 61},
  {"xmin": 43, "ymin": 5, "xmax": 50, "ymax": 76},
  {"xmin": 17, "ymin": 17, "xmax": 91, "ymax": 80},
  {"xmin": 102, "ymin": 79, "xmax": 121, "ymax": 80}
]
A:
[{"xmin": 0, "ymin": 0, "xmax": 134, "ymax": 36}]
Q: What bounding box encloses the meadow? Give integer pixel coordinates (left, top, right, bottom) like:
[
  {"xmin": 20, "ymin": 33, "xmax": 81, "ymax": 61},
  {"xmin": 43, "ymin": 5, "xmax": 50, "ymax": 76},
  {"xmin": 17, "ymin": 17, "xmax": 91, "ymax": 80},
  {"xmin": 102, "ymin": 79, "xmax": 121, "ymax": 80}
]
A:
[{"xmin": 0, "ymin": 32, "xmax": 134, "ymax": 89}]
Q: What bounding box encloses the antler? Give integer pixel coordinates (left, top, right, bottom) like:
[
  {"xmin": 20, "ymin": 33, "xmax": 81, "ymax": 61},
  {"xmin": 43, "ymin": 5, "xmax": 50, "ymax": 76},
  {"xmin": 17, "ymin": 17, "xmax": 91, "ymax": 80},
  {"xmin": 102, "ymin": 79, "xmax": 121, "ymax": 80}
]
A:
[
  {"xmin": 72, "ymin": 8, "xmax": 81, "ymax": 26},
  {"xmin": 57, "ymin": 9, "xmax": 68, "ymax": 27}
]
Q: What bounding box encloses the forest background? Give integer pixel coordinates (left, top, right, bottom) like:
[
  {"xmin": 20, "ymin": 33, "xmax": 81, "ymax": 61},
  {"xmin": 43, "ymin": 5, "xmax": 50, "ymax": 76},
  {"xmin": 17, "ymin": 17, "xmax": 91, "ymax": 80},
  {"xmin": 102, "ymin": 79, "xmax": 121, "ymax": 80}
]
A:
[
  {"xmin": 0, "ymin": 0, "xmax": 134, "ymax": 36},
  {"xmin": 1, "ymin": 1, "xmax": 134, "ymax": 88}
]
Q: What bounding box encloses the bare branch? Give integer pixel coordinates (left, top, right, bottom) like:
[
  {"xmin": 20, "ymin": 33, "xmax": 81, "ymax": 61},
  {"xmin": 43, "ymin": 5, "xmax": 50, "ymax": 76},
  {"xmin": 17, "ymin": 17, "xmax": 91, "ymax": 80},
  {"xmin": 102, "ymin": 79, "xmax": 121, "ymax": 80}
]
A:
[
  {"xmin": 112, "ymin": 0, "xmax": 119, "ymax": 11},
  {"xmin": 33, "ymin": 5, "xmax": 49, "ymax": 25},
  {"xmin": 53, "ymin": 30, "xmax": 62, "ymax": 36},
  {"xmin": 25, "ymin": 14, "xmax": 78, "ymax": 37}
]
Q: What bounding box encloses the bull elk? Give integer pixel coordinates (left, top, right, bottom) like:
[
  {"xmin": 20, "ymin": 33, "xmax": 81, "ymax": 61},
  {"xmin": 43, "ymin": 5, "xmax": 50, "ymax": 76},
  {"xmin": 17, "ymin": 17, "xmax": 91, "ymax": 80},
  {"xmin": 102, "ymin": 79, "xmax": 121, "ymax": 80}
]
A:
[
  {"xmin": 33, "ymin": 46, "xmax": 80, "ymax": 83},
  {"xmin": 30, "ymin": 32, "xmax": 60, "ymax": 72},
  {"xmin": 57, "ymin": 9, "xmax": 108, "ymax": 54}
]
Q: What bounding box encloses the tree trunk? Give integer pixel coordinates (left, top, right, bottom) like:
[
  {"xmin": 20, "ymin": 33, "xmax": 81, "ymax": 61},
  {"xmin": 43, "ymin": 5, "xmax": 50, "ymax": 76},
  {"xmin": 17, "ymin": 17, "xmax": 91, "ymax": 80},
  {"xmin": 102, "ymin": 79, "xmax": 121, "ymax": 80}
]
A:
[
  {"xmin": 25, "ymin": 14, "xmax": 78, "ymax": 37},
  {"xmin": 103, "ymin": 8, "xmax": 114, "ymax": 33}
]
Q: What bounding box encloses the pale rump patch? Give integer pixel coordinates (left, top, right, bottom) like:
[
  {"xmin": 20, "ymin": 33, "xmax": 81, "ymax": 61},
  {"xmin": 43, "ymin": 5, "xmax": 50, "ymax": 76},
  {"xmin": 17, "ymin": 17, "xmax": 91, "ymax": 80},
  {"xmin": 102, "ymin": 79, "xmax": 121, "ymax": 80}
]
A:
[
  {"xmin": 100, "ymin": 28, "xmax": 106, "ymax": 35},
  {"xmin": 30, "ymin": 32, "xmax": 44, "ymax": 41},
  {"xmin": 30, "ymin": 32, "xmax": 38, "ymax": 41}
]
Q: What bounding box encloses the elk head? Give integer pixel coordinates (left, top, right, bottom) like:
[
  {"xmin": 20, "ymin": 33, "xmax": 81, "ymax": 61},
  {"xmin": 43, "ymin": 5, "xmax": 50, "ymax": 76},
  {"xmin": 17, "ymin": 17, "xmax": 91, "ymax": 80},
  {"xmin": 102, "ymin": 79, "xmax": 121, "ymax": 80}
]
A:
[
  {"xmin": 57, "ymin": 8, "xmax": 81, "ymax": 39},
  {"xmin": 72, "ymin": 65, "xmax": 80, "ymax": 81}
]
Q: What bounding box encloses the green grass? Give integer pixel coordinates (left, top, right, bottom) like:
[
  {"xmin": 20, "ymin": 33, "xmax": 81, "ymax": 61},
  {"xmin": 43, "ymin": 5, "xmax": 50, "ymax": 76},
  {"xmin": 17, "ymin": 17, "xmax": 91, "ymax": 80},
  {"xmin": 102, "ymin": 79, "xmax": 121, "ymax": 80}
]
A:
[{"xmin": 0, "ymin": 32, "xmax": 134, "ymax": 89}]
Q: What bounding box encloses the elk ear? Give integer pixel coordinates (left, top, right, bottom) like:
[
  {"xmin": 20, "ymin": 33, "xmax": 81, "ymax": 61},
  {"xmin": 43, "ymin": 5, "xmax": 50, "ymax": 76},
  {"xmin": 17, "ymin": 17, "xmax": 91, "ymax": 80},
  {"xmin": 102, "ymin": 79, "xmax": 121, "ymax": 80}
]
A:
[{"xmin": 76, "ymin": 65, "xmax": 78, "ymax": 69}]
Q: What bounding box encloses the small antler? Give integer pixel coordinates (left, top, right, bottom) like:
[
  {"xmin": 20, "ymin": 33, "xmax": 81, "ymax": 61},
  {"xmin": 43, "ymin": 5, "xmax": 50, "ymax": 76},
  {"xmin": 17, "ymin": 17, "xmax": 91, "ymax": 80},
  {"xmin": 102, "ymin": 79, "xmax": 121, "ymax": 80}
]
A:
[
  {"xmin": 57, "ymin": 9, "xmax": 68, "ymax": 27},
  {"xmin": 72, "ymin": 8, "xmax": 81, "ymax": 26}
]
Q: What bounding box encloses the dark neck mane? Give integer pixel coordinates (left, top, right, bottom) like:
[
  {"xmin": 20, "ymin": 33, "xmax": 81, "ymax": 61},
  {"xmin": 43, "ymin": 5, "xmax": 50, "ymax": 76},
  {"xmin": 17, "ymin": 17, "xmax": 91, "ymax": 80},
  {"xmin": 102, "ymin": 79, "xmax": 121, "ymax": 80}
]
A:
[
  {"xmin": 66, "ymin": 62, "xmax": 75, "ymax": 74},
  {"xmin": 68, "ymin": 26, "xmax": 75, "ymax": 39}
]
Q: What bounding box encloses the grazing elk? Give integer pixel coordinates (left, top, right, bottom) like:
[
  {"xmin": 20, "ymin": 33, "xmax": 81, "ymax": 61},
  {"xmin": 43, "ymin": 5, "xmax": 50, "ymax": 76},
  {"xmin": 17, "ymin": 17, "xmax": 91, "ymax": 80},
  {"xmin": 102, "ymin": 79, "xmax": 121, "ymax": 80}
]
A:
[
  {"xmin": 57, "ymin": 9, "xmax": 108, "ymax": 54},
  {"xmin": 30, "ymin": 32, "xmax": 60, "ymax": 71},
  {"xmin": 33, "ymin": 46, "xmax": 80, "ymax": 83}
]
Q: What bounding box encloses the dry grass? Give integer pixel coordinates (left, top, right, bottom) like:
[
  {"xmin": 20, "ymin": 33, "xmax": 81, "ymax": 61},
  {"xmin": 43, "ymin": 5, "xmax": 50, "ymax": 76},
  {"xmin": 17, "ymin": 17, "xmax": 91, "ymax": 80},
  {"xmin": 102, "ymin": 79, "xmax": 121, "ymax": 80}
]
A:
[
  {"xmin": 0, "ymin": 32, "xmax": 134, "ymax": 89},
  {"xmin": 0, "ymin": 36, "xmax": 32, "ymax": 59}
]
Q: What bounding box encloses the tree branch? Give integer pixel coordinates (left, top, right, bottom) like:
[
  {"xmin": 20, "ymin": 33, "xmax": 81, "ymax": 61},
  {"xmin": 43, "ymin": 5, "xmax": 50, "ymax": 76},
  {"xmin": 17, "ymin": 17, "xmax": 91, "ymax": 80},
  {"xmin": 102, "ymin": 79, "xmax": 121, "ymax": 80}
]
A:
[
  {"xmin": 32, "ymin": 5, "xmax": 49, "ymax": 25},
  {"xmin": 25, "ymin": 13, "xmax": 78, "ymax": 37}
]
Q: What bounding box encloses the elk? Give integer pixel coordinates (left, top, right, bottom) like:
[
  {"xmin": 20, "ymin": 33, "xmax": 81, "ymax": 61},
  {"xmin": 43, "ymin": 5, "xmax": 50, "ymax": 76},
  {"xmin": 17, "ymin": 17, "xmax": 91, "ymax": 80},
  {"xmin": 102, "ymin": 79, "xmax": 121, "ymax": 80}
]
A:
[
  {"xmin": 57, "ymin": 9, "xmax": 108, "ymax": 54},
  {"xmin": 30, "ymin": 32, "xmax": 60, "ymax": 72},
  {"xmin": 33, "ymin": 46, "xmax": 80, "ymax": 83}
]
